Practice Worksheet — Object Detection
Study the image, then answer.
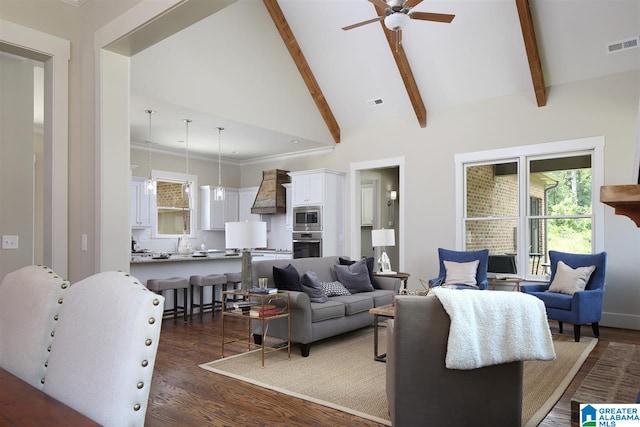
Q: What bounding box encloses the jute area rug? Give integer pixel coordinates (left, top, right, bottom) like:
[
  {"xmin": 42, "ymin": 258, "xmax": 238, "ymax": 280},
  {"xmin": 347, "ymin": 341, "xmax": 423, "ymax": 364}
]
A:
[{"xmin": 200, "ymin": 327, "xmax": 597, "ymax": 426}]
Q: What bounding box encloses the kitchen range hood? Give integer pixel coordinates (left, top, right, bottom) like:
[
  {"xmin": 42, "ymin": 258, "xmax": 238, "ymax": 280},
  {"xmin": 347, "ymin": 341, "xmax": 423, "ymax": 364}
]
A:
[{"xmin": 251, "ymin": 169, "xmax": 290, "ymax": 214}]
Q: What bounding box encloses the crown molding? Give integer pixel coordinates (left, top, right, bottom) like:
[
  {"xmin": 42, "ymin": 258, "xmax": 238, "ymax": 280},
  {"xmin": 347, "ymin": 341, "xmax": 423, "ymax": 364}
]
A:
[{"xmin": 59, "ymin": 0, "xmax": 87, "ymax": 7}]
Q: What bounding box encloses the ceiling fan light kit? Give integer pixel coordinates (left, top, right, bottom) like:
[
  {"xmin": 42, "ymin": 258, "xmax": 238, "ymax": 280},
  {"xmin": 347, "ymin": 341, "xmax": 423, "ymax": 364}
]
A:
[{"xmin": 384, "ymin": 12, "xmax": 410, "ymax": 31}]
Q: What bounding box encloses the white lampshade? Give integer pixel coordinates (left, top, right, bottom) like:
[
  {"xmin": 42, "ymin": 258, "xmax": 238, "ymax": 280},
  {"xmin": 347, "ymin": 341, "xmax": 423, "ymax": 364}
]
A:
[
  {"xmin": 384, "ymin": 13, "xmax": 410, "ymax": 31},
  {"xmin": 372, "ymin": 229, "xmax": 395, "ymax": 247},
  {"xmin": 225, "ymin": 221, "xmax": 267, "ymax": 250}
]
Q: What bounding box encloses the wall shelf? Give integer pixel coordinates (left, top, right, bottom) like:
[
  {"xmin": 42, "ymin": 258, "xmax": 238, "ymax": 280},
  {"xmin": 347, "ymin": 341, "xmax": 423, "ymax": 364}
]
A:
[{"xmin": 600, "ymin": 184, "xmax": 640, "ymax": 227}]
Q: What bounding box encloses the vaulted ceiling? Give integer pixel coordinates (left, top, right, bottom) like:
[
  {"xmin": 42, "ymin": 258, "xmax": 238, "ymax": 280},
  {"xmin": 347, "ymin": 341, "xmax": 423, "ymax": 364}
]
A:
[{"xmin": 127, "ymin": 0, "xmax": 639, "ymax": 161}]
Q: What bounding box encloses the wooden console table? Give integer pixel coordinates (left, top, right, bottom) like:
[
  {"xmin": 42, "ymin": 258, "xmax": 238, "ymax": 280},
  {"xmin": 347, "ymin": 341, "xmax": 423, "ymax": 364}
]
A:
[{"xmin": 0, "ymin": 367, "xmax": 99, "ymax": 426}]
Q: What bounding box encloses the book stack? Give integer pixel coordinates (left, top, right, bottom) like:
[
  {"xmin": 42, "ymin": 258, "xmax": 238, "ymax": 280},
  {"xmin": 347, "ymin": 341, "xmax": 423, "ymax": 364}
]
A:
[
  {"xmin": 249, "ymin": 304, "xmax": 280, "ymax": 318},
  {"xmin": 248, "ymin": 287, "xmax": 278, "ymax": 295},
  {"xmin": 226, "ymin": 300, "xmax": 254, "ymax": 314}
]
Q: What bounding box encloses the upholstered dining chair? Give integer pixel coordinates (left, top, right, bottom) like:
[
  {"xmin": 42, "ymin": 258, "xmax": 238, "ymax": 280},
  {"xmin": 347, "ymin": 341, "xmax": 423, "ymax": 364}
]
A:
[
  {"xmin": 430, "ymin": 248, "xmax": 490, "ymax": 290},
  {"xmin": 43, "ymin": 271, "xmax": 164, "ymax": 427},
  {"xmin": 521, "ymin": 250, "xmax": 607, "ymax": 342},
  {"xmin": 0, "ymin": 265, "xmax": 70, "ymax": 389}
]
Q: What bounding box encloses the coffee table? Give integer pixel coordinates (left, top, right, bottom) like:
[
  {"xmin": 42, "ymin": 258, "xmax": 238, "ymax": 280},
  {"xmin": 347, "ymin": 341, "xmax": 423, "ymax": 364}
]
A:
[{"xmin": 369, "ymin": 303, "xmax": 395, "ymax": 362}]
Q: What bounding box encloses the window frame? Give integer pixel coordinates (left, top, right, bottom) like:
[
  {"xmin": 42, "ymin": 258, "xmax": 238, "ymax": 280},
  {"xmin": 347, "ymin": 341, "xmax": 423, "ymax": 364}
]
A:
[
  {"xmin": 150, "ymin": 169, "xmax": 198, "ymax": 239},
  {"xmin": 455, "ymin": 136, "xmax": 604, "ymax": 280}
]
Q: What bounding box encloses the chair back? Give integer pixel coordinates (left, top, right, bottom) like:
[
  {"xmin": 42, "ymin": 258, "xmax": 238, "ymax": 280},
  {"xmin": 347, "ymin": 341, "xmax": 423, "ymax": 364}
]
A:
[
  {"xmin": 438, "ymin": 248, "xmax": 489, "ymax": 288},
  {"xmin": 548, "ymin": 251, "xmax": 607, "ymax": 291},
  {"xmin": 0, "ymin": 266, "xmax": 69, "ymax": 389},
  {"xmin": 43, "ymin": 271, "xmax": 164, "ymax": 427}
]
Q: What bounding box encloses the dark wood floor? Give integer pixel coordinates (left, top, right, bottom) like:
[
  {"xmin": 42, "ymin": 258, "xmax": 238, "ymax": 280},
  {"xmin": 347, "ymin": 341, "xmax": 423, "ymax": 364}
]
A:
[{"xmin": 145, "ymin": 311, "xmax": 639, "ymax": 426}]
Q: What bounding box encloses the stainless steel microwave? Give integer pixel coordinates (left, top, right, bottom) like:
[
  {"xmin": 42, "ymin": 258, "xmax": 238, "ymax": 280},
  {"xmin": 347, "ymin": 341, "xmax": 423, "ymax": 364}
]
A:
[{"xmin": 293, "ymin": 206, "xmax": 322, "ymax": 232}]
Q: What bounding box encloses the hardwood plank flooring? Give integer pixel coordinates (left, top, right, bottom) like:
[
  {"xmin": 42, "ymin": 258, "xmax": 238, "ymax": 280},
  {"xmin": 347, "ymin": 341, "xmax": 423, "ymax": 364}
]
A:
[{"xmin": 145, "ymin": 312, "xmax": 639, "ymax": 426}]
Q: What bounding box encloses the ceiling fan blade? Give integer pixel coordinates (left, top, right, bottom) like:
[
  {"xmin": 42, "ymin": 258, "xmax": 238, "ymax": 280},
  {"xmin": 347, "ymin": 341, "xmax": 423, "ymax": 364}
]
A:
[
  {"xmin": 368, "ymin": 0, "xmax": 390, "ymax": 10},
  {"xmin": 410, "ymin": 12, "xmax": 455, "ymax": 23},
  {"xmin": 404, "ymin": 0, "xmax": 424, "ymax": 8},
  {"xmin": 342, "ymin": 16, "xmax": 384, "ymax": 31}
]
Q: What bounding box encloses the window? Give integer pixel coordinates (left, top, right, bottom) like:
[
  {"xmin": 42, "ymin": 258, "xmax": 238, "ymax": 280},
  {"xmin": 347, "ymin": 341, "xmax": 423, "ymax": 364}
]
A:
[
  {"xmin": 151, "ymin": 170, "xmax": 197, "ymax": 238},
  {"xmin": 455, "ymin": 137, "xmax": 604, "ymax": 279}
]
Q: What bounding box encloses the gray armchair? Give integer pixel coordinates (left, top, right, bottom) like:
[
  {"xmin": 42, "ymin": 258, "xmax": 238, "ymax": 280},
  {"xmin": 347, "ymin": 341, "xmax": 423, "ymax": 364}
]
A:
[{"xmin": 386, "ymin": 295, "xmax": 523, "ymax": 426}]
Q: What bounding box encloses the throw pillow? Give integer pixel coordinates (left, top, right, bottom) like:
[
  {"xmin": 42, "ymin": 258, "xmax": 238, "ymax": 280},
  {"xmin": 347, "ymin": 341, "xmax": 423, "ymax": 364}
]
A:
[
  {"xmin": 334, "ymin": 258, "xmax": 375, "ymax": 293},
  {"xmin": 300, "ymin": 270, "xmax": 328, "ymax": 303},
  {"xmin": 273, "ymin": 264, "xmax": 302, "ymax": 292},
  {"xmin": 339, "ymin": 257, "xmax": 376, "ymax": 288},
  {"xmin": 547, "ymin": 261, "xmax": 596, "ymax": 295},
  {"xmin": 443, "ymin": 259, "xmax": 479, "ymax": 288},
  {"xmin": 321, "ymin": 281, "xmax": 351, "ymax": 297}
]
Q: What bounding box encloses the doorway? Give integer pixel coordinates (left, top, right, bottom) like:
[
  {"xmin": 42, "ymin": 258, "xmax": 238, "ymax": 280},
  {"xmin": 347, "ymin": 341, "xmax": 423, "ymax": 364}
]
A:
[{"xmin": 350, "ymin": 157, "xmax": 405, "ymax": 272}]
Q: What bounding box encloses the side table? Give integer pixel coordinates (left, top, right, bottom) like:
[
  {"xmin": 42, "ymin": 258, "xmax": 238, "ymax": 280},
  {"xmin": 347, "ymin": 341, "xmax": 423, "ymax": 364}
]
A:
[
  {"xmin": 374, "ymin": 272, "xmax": 410, "ymax": 292},
  {"xmin": 369, "ymin": 303, "xmax": 395, "ymax": 362},
  {"xmin": 221, "ymin": 290, "xmax": 290, "ymax": 367}
]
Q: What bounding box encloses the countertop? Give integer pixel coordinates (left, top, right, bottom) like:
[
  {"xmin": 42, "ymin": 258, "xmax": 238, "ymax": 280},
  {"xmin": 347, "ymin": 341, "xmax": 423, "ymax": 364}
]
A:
[{"xmin": 130, "ymin": 249, "xmax": 292, "ymax": 264}]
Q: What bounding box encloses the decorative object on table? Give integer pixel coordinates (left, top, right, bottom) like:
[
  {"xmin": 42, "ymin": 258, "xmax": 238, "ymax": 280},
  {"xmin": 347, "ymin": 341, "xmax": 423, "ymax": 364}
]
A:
[
  {"xmin": 248, "ymin": 287, "xmax": 277, "ymax": 295},
  {"xmin": 371, "ymin": 228, "xmax": 395, "ymax": 274},
  {"xmin": 258, "ymin": 277, "xmax": 268, "ymax": 288},
  {"xmin": 213, "ymin": 127, "xmax": 225, "ymax": 201},
  {"xmin": 225, "ymin": 221, "xmax": 267, "ymax": 293}
]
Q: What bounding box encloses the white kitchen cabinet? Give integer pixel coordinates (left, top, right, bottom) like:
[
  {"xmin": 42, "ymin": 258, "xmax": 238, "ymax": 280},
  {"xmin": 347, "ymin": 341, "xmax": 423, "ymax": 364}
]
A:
[
  {"xmin": 291, "ymin": 172, "xmax": 323, "ymax": 206},
  {"xmin": 130, "ymin": 177, "xmax": 151, "ymax": 228},
  {"xmin": 360, "ymin": 185, "xmax": 374, "ymax": 226},
  {"xmin": 238, "ymin": 187, "xmax": 261, "ymax": 223},
  {"xmin": 200, "ymin": 186, "xmax": 238, "ymax": 230}
]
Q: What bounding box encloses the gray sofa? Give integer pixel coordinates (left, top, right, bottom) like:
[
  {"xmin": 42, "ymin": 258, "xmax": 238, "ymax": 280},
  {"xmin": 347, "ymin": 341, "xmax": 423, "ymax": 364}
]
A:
[
  {"xmin": 251, "ymin": 256, "xmax": 401, "ymax": 356},
  {"xmin": 386, "ymin": 295, "xmax": 523, "ymax": 426}
]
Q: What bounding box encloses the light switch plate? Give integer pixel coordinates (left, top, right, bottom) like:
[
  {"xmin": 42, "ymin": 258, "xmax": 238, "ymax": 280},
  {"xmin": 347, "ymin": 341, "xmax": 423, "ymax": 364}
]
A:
[{"xmin": 2, "ymin": 235, "xmax": 19, "ymax": 249}]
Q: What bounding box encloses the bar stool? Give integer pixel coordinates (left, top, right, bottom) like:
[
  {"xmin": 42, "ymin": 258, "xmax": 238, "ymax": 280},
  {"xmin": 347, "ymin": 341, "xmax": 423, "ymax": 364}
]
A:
[
  {"xmin": 224, "ymin": 272, "xmax": 242, "ymax": 302},
  {"xmin": 146, "ymin": 277, "xmax": 189, "ymax": 322},
  {"xmin": 189, "ymin": 274, "xmax": 227, "ymax": 319}
]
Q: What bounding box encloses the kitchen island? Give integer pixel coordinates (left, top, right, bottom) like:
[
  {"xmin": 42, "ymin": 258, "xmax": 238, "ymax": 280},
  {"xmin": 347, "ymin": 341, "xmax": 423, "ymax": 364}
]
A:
[{"xmin": 130, "ymin": 250, "xmax": 291, "ymax": 316}]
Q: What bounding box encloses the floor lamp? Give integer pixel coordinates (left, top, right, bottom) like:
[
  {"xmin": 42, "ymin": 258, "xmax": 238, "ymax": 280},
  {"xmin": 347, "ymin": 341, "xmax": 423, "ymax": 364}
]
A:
[
  {"xmin": 225, "ymin": 221, "xmax": 267, "ymax": 292},
  {"xmin": 372, "ymin": 228, "xmax": 396, "ymax": 274}
]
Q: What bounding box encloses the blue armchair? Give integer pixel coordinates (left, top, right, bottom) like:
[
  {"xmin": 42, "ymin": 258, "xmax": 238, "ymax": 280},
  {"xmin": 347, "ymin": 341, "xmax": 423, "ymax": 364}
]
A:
[
  {"xmin": 430, "ymin": 248, "xmax": 489, "ymax": 290},
  {"xmin": 521, "ymin": 250, "xmax": 607, "ymax": 342}
]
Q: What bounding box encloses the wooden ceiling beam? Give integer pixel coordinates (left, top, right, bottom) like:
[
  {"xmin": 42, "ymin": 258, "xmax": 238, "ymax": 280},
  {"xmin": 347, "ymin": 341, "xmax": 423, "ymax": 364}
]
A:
[
  {"xmin": 376, "ymin": 7, "xmax": 427, "ymax": 128},
  {"xmin": 515, "ymin": 0, "xmax": 547, "ymax": 107},
  {"xmin": 263, "ymin": 0, "xmax": 341, "ymax": 143}
]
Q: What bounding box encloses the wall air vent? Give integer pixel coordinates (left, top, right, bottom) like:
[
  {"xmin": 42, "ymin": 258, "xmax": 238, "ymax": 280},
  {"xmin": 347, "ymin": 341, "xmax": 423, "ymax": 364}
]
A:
[
  {"xmin": 606, "ymin": 36, "xmax": 639, "ymax": 54},
  {"xmin": 366, "ymin": 98, "xmax": 384, "ymax": 108}
]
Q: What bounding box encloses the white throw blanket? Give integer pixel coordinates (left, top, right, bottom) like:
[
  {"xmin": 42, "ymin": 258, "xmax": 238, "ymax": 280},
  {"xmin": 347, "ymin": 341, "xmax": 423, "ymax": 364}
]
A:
[{"xmin": 431, "ymin": 287, "xmax": 556, "ymax": 370}]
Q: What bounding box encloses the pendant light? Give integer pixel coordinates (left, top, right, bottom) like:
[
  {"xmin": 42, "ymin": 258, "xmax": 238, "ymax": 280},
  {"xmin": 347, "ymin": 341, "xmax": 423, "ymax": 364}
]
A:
[
  {"xmin": 143, "ymin": 109, "xmax": 156, "ymax": 195},
  {"xmin": 213, "ymin": 126, "xmax": 225, "ymax": 201},
  {"xmin": 182, "ymin": 119, "xmax": 193, "ymax": 201}
]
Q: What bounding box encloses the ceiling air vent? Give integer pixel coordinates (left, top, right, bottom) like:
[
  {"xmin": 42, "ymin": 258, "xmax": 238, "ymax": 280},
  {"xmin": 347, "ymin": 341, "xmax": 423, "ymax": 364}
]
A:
[
  {"xmin": 606, "ymin": 36, "xmax": 639, "ymax": 54},
  {"xmin": 366, "ymin": 98, "xmax": 384, "ymax": 108}
]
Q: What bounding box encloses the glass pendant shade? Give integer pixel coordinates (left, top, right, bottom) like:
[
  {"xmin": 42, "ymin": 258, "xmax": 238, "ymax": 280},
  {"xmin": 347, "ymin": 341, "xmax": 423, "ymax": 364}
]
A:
[
  {"xmin": 144, "ymin": 178, "xmax": 157, "ymax": 196},
  {"xmin": 215, "ymin": 127, "xmax": 225, "ymax": 201},
  {"xmin": 384, "ymin": 13, "xmax": 410, "ymax": 31}
]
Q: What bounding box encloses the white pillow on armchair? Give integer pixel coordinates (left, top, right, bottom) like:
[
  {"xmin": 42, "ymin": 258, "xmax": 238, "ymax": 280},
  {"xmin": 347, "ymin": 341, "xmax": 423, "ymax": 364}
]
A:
[{"xmin": 443, "ymin": 260, "xmax": 479, "ymax": 288}]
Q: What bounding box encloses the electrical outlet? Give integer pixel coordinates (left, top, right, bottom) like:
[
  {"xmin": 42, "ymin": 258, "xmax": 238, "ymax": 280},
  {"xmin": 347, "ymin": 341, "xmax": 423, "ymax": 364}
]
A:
[{"xmin": 2, "ymin": 235, "xmax": 19, "ymax": 249}]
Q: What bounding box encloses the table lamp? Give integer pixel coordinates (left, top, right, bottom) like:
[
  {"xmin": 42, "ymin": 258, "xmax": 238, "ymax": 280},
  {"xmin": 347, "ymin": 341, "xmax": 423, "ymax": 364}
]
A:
[
  {"xmin": 225, "ymin": 221, "xmax": 267, "ymax": 292},
  {"xmin": 372, "ymin": 228, "xmax": 395, "ymax": 274}
]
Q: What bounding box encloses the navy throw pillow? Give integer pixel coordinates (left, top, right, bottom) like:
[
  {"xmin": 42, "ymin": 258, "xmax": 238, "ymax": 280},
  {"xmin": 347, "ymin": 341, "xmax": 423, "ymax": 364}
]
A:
[{"xmin": 273, "ymin": 264, "xmax": 302, "ymax": 292}]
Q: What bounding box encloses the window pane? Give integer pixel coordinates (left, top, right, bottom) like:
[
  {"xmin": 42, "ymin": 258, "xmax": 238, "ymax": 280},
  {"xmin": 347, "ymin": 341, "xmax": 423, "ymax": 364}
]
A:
[
  {"xmin": 465, "ymin": 219, "xmax": 518, "ymax": 274},
  {"xmin": 540, "ymin": 217, "xmax": 592, "ymax": 255},
  {"xmin": 529, "ymin": 156, "xmax": 592, "ymax": 216},
  {"xmin": 466, "ymin": 162, "xmax": 518, "ymax": 218},
  {"xmin": 156, "ymin": 180, "xmax": 191, "ymax": 235}
]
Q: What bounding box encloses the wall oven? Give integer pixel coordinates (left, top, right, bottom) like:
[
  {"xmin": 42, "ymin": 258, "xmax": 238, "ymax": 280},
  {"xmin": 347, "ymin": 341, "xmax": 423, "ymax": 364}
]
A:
[
  {"xmin": 292, "ymin": 232, "xmax": 322, "ymax": 259},
  {"xmin": 293, "ymin": 206, "xmax": 322, "ymax": 232}
]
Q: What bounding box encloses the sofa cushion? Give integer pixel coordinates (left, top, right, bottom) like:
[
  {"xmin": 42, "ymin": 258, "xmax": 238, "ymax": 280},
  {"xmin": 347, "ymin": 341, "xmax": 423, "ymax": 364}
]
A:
[
  {"xmin": 339, "ymin": 257, "xmax": 376, "ymax": 288},
  {"xmin": 310, "ymin": 300, "xmax": 345, "ymax": 322},
  {"xmin": 321, "ymin": 281, "xmax": 351, "ymax": 296},
  {"xmin": 547, "ymin": 261, "xmax": 595, "ymax": 295},
  {"xmin": 369, "ymin": 289, "xmax": 396, "ymax": 307},
  {"xmin": 273, "ymin": 264, "xmax": 302, "ymax": 292},
  {"xmin": 443, "ymin": 260, "xmax": 479, "ymax": 288},
  {"xmin": 300, "ymin": 271, "xmax": 328, "ymax": 303},
  {"xmin": 334, "ymin": 259, "xmax": 375, "ymax": 293},
  {"xmin": 331, "ymin": 294, "xmax": 374, "ymax": 315}
]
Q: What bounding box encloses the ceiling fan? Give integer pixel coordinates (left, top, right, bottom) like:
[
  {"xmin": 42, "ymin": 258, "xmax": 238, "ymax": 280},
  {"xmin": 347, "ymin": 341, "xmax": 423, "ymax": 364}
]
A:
[{"xmin": 342, "ymin": 0, "xmax": 455, "ymax": 49}]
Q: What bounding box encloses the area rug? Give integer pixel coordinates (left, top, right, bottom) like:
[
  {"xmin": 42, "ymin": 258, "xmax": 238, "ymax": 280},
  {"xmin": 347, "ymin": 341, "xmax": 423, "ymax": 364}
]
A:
[{"xmin": 200, "ymin": 327, "xmax": 597, "ymax": 426}]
